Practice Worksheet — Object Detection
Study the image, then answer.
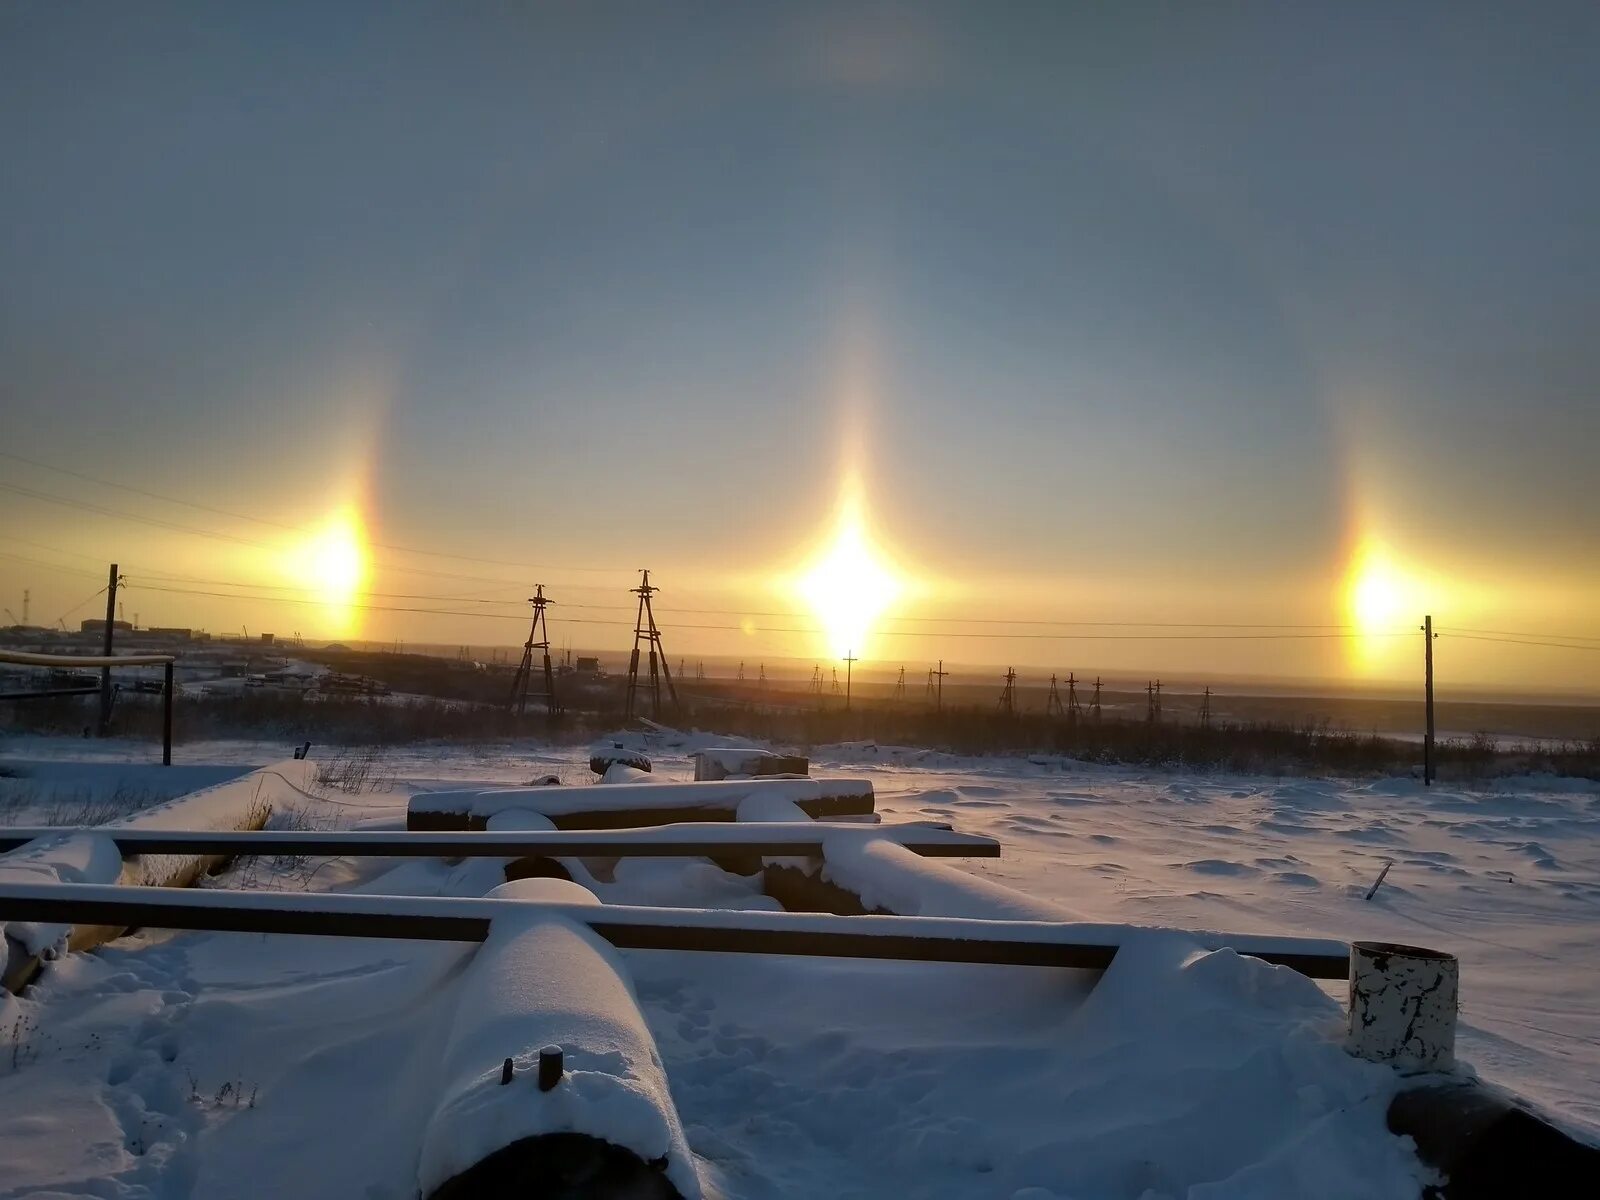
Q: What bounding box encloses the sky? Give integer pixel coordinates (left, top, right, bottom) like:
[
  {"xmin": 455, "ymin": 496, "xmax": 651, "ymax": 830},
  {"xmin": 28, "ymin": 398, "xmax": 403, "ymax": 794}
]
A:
[{"xmin": 1, "ymin": 1, "xmax": 1597, "ymax": 696}]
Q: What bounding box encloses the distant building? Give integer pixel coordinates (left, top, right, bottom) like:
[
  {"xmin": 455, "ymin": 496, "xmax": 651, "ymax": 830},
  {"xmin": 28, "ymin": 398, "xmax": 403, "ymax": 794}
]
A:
[
  {"xmin": 80, "ymin": 619, "xmax": 134, "ymax": 635},
  {"xmin": 575, "ymin": 656, "xmax": 601, "ymax": 675},
  {"xmin": 148, "ymin": 627, "xmax": 193, "ymax": 641}
]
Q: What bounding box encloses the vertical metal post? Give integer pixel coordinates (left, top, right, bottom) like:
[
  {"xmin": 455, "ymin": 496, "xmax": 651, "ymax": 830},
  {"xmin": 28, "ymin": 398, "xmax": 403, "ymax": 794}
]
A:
[
  {"xmin": 162, "ymin": 660, "xmax": 174, "ymax": 766},
  {"xmin": 98, "ymin": 563, "xmax": 119, "ymax": 736},
  {"xmin": 1423, "ymin": 614, "xmax": 1435, "ymax": 786}
]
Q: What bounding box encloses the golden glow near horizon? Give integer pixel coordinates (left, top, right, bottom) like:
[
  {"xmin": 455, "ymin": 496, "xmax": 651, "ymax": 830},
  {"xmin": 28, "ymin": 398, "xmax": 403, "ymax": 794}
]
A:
[
  {"xmin": 796, "ymin": 485, "xmax": 903, "ymax": 661},
  {"xmin": 282, "ymin": 504, "xmax": 370, "ymax": 638},
  {"xmin": 1342, "ymin": 537, "xmax": 1428, "ymax": 674}
]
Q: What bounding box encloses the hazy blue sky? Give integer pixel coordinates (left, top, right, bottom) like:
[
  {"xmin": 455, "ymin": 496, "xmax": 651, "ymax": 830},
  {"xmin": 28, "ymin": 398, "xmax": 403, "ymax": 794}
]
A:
[{"xmin": 2, "ymin": 2, "xmax": 1596, "ymax": 689}]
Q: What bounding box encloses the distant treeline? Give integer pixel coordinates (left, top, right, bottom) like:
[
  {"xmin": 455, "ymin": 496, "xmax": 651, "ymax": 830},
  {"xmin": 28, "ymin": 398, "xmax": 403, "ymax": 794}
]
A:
[{"xmin": 6, "ymin": 691, "xmax": 1598, "ymax": 782}]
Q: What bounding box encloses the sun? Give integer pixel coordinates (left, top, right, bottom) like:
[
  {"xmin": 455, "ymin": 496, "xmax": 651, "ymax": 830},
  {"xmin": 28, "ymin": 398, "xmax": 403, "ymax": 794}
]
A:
[
  {"xmin": 285, "ymin": 505, "xmax": 369, "ymax": 636},
  {"xmin": 797, "ymin": 494, "xmax": 902, "ymax": 660},
  {"xmin": 1342, "ymin": 538, "xmax": 1422, "ymax": 673}
]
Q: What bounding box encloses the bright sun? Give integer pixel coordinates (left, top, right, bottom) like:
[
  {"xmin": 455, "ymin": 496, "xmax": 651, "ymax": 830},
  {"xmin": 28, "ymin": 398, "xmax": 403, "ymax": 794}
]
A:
[
  {"xmin": 286, "ymin": 505, "xmax": 369, "ymax": 636},
  {"xmin": 1342, "ymin": 538, "xmax": 1422, "ymax": 672},
  {"xmin": 797, "ymin": 493, "xmax": 902, "ymax": 660}
]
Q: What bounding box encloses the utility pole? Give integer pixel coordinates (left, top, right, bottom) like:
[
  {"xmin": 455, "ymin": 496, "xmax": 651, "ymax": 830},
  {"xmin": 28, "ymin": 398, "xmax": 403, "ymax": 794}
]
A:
[
  {"xmin": 933, "ymin": 659, "xmax": 948, "ymax": 712},
  {"xmin": 1045, "ymin": 673, "xmax": 1065, "ymax": 718},
  {"xmin": 737, "ymin": 661, "xmax": 745, "ymax": 682},
  {"xmin": 758, "ymin": 663, "xmax": 767, "ymax": 693},
  {"xmin": 623, "ymin": 570, "xmax": 677, "ymax": 719},
  {"xmin": 1422, "ymin": 615, "xmax": 1436, "ymax": 786},
  {"xmin": 1092, "ymin": 676, "xmax": 1102, "ymax": 720},
  {"xmin": 1200, "ymin": 686, "xmax": 1213, "ymax": 730},
  {"xmin": 98, "ymin": 563, "xmax": 121, "ymax": 736},
  {"xmin": 844, "ymin": 650, "xmax": 858, "ymax": 711},
  {"xmin": 508, "ymin": 584, "xmax": 559, "ymax": 717},
  {"xmin": 998, "ymin": 667, "xmax": 1017, "ymax": 715},
  {"xmin": 1146, "ymin": 680, "xmax": 1156, "ymax": 724},
  {"xmin": 22, "ymin": 589, "xmax": 29, "ymax": 624},
  {"xmin": 1155, "ymin": 679, "xmax": 1162, "ymax": 722},
  {"xmin": 1066, "ymin": 672, "xmax": 1080, "ymax": 719}
]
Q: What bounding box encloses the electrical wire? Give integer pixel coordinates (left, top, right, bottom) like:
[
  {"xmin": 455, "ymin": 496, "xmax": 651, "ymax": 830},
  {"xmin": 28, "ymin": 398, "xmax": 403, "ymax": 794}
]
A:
[{"xmin": 0, "ymin": 450, "xmax": 633, "ymax": 575}]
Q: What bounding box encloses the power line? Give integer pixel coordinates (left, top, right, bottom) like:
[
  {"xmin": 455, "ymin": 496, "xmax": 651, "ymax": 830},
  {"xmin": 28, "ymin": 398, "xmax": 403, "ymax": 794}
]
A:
[
  {"xmin": 0, "ymin": 451, "xmax": 634, "ymax": 575},
  {"xmin": 1447, "ymin": 633, "xmax": 1600, "ymax": 653},
  {"xmin": 53, "ymin": 584, "xmax": 109, "ymax": 628},
  {"xmin": 1439, "ymin": 626, "xmax": 1600, "ymax": 645},
  {"xmin": 114, "ymin": 582, "xmax": 1432, "ymax": 642}
]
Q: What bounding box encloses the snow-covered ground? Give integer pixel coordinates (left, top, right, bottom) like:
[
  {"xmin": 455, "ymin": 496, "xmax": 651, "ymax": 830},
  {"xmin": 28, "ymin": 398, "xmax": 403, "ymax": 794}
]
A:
[{"xmin": 1, "ymin": 734, "xmax": 1596, "ymax": 1198}]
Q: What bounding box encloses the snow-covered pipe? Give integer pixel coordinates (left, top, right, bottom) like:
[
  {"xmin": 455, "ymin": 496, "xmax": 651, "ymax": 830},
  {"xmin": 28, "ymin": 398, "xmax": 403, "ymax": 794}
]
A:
[
  {"xmin": 419, "ymin": 877, "xmax": 698, "ymax": 1200},
  {"xmin": 409, "ymin": 777, "xmax": 875, "ymax": 830},
  {"xmin": 817, "ymin": 835, "xmax": 1085, "ymax": 921},
  {"xmin": 0, "ymin": 833, "xmax": 123, "ymax": 991},
  {"xmin": 600, "ymin": 763, "xmax": 655, "ymax": 785},
  {"xmin": 0, "ymin": 762, "xmax": 284, "ymax": 990},
  {"xmin": 1347, "ymin": 940, "xmax": 1458, "ymax": 1072},
  {"xmin": 693, "ymin": 747, "xmax": 808, "ymax": 780}
]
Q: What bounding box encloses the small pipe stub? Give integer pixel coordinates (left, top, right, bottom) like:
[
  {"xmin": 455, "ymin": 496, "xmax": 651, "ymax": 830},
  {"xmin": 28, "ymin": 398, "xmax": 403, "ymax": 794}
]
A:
[
  {"xmin": 500, "ymin": 1057, "xmax": 514, "ymax": 1086},
  {"xmin": 538, "ymin": 1045, "xmax": 563, "ymax": 1092},
  {"xmin": 1347, "ymin": 940, "xmax": 1459, "ymax": 1073}
]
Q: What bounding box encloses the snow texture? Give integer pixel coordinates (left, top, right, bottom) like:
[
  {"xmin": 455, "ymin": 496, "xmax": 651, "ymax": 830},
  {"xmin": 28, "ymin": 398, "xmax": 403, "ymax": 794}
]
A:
[
  {"xmin": 1, "ymin": 736, "xmax": 1596, "ymax": 1196},
  {"xmin": 419, "ymin": 877, "xmax": 700, "ymax": 1198}
]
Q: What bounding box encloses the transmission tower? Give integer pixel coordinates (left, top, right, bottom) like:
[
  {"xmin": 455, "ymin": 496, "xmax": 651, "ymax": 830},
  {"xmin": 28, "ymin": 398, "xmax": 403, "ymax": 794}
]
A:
[
  {"xmin": 737, "ymin": 661, "xmax": 746, "ymax": 682},
  {"xmin": 1146, "ymin": 680, "xmax": 1156, "ymax": 723},
  {"xmin": 508, "ymin": 584, "xmax": 560, "ymax": 717},
  {"xmin": 1155, "ymin": 679, "xmax": 1163, "ymax": 721},
  {"xmin": 696, "ymin": 660, "xmax": 705, "ymax": 680},
  {"xmin": 623, "ymin": 569, "xmax": 678, "ymax": 719},
  {"xmin": 758, "ymin": 663, "xmax": 767, "ymax": 692},
  {"xmin": 810, "ymin": 665, "xmax": 823, "ymax": 693},
  {"xmin": 893, "ymin": 666, "xmax": 906, "ymax": 702},
  {"xmin": 998, "ymin": 667, "xmax": 1017, "ymax": 715},
  {"xmin": 831, "ymin": 667, "xmax": 841, "ymax": 696},
  {"xmin": 1066, "ymin": 672, "xmax": 1081, "ymax": 717},
  {"xmin": 1045, "ymin": 673, "xmax": 1065, "ymax": 718},
  {"xmin": 1092, "ymin": 676, "xmax": 1103, "ymax": 719}
]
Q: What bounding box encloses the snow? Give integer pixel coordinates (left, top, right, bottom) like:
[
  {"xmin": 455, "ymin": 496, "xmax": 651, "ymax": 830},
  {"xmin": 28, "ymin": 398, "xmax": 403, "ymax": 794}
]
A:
[
  {"xmin": 452, "ymin": 778, "xmax": 874, "ymax": 821},
  {"xmin": 0, "ymin": 735, "xmax": 1596, "ymax": 1196},
  {"xmin": 419, "ymin": 877, "xmax": 699, "ymax": 1198},
  {"xmin": 0, "ymin": 833, "xmax": 122, "ymax": 958},
  {"xmin": 820, "ymin": 834, "xmax": 1084, "ymax": 921},
  {"xmin": 602, "ymin": 762, "xmax": 657, "ymax": 785}
]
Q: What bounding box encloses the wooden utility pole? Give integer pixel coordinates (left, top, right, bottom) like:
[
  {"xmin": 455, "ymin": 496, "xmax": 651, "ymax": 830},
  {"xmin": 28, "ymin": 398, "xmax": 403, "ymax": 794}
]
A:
[
  {"xmin": 1045, "ymin": 673, "xmax": 1065, "ymax": 718},
  {"xmin": 623, "ymin": 570, "xmax": 677, "ymax": 719},
  {"xmin": 98, "ymin": 563, "xmax": 120, "ymax": 735},
  {"xmin": 1422, "ymin": 615, "xmax": 1436, "ymax": 786},
  {"xmin": 934, "ymin": 659, "xmax": 948, "ymax": 712},
  {"xmin": 1200, "ymin": 686, "xmax": 1213, "ymax": 730},
  {"xmin": 843, "ymin": 650, "xmax": 858, "ymax": 711},
  {"xmin": 508, "ymin": 584, "xmax": 559, "ymax": 717}
]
